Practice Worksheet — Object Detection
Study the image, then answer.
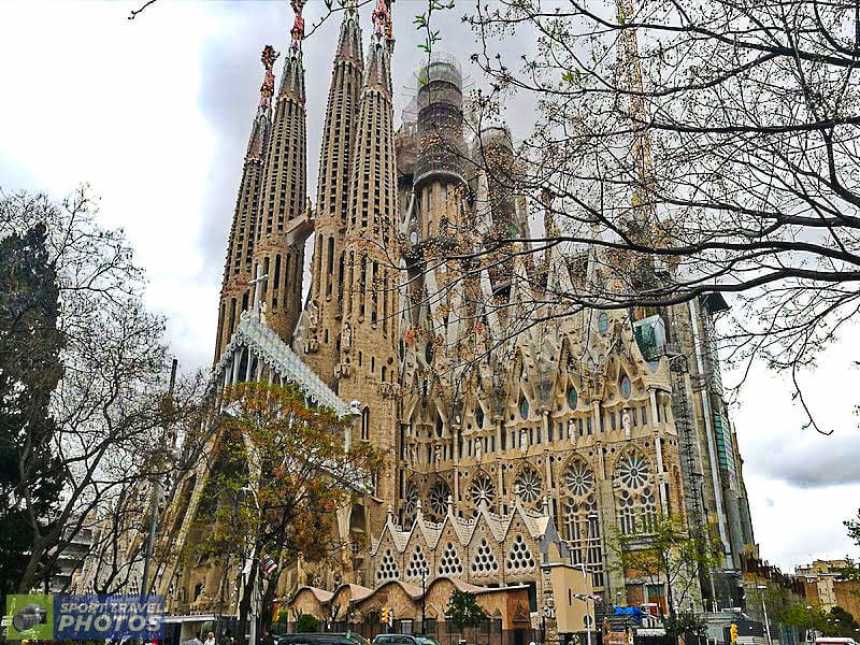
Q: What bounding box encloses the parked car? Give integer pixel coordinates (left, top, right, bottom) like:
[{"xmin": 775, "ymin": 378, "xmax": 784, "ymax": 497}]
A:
[
  {"xmin": 277, "ymin": 633, "xmax": 370, "ymax": 645},
  {"xmin": 372, "ymin": 635, "xmax": 439, "ymax": 645}
]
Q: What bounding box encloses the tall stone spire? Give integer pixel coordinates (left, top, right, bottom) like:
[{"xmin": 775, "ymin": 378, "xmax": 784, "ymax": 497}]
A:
[
  {"xmin": 214, "ymin": 46, "xmax": 277, "ymax": 363},
  {"xmin": 336, "ymin": 0, "xmax": 400, "ymax": 529},
  {"xmin": 251, "ymin": 0, "xmax": 310, "ymax": 344},
  {"xmin": 301, "ymin": 1, "xmax": 364, "ymax": 387}
]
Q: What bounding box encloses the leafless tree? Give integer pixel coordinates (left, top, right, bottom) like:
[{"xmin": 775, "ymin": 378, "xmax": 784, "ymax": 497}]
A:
[
  {"xmin": 0, "ymin": 187, "xmax": 205, "ymax": 593},
  {"xmin": 404, "ymin": 0, "xmax": 860, "ymax": 432}
]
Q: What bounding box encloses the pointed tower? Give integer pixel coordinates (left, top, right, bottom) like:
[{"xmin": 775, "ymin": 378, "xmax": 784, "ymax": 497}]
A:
[
  {"xmin": 336, "ymin": 0, "xmax": 400, "ymax": 530},
  {"xmin": 251, "ymin": 1, "xmax": 310, "ymax": 344},
  {"xmin": 301, "ymin": 1, "xmax": 364, "ymax": 386},
  {"xmin": 214, "ymin": 46, "xmax": 278, "ymax": 363}
]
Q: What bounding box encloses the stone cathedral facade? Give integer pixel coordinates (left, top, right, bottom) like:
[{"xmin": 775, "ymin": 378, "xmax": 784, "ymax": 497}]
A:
[{"xmin": 154, "ymin": 0, "xmax": 758, "ymax": 624}]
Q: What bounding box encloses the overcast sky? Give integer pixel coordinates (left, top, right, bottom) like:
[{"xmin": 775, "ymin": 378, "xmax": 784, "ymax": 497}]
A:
[{"xmin": 1, "ymin": 0, "xmax": 857, "ymax": 573}]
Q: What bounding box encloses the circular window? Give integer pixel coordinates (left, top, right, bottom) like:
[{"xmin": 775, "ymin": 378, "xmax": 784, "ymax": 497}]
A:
[
  {"xmin": 615, "ymin": 452, "xmax": 650, "ymax": 490},
  {"xmin": 563, "ymin": 460, "xmax": 594, "ymax": 497},
  {"xmin": 567, "ymin": 386, "xmax": 578, "ymax": 409},
  {"xmin": 620, "ymin": 375, "xmax": 632, "ymax": 398},
  {"xmin": 514, "ymin": 465, "xmax": 543, "ymax": 505},
  {"xmin": 519, "ymin": 396, "xmax": 529, "ymax": 419},
  {"xmin": 597, "ymin": 312, "xmax": 609, "ymax": 334},
  {"xmin": 428, "ymin": 480, "xmax": 451, "ymax": 519},
  {"xmin": 470, "ymin": 471, "xmax": 496, "ymax": 509}
]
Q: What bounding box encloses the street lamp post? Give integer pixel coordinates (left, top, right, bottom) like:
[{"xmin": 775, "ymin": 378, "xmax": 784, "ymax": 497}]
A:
[{"xmin": 756, "ymin": 585, "xmax": 773, "ymax": 645}]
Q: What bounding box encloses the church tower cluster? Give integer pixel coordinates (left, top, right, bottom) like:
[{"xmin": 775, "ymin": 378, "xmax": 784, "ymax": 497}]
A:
[{"xmin": 156, "ymin": 0, "xmax": 757, "ymax": 623}]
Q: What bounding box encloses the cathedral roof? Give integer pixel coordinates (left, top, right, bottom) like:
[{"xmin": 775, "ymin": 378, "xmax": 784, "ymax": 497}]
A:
[
  {"xmin": 211, "ymin": 310, "xmax": 353, "ymax": 417},
  {"xmin": 370, "ymin": 498, "xmax": 558, "ymax": 556},
  {"xmin": 293, "ymin": 585, "xmax": 334, "ymax": 603}
]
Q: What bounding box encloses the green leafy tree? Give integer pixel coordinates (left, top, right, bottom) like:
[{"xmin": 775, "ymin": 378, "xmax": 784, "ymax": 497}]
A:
[
  {"xmin": 445, "ymin": 590, "xmax": 487, "ymax": 631},
  {"xmin": 820, "ymin": 607, "xmax": 860, "ymax": 638},
  {"xmin": 192, "ymin": 382, "xmax": 381, "ymax": 645},
  {"xmin": 609, "ymin": 515, "xmax": 721, "ymax": 637},
  {"xmin": 0, "ymin": 224, "xmax": 64, "ymax": 600},
  {"xmin": 295, "ymin": 614, "xmax": 320, "ymax": 634}
]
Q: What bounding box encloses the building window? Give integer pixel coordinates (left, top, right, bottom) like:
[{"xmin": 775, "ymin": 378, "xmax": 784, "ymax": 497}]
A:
[{"xmin": 361, "ymin": 407, "xmax": 370, "ymax": 441}]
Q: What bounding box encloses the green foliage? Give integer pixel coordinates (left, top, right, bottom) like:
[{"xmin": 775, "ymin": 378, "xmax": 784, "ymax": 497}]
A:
[
  {"xmin": 445, "ymin": 590, "xmax": 487, "ymax": 631},
  {"xmin": 664, "ymin": 611, "xmax": 707, "ymax": 638},
  {"xmin": 0, "ymin": 223, "xmax": 64, "ymax": 599},
  {"xmin": 845, "ymin": 509, "xmax": 860, "ymax": 549},
  {"xmin": 272, "ymin": 608, "xmax": 289, "ymax": 635},
  {"xmin": 190, "ymin": 382, "xmax": 381, "ymax": 641},
  {"xmin": 609, "ymin": 515, "xmax": 721, "ymax": 618},
  {"xmin": 819, "ymin": 606, "xmax": 860, "ymax": 637},
  {"xmin": 295, "ymin": 614, "xmax": 320, "ymax": 633}
]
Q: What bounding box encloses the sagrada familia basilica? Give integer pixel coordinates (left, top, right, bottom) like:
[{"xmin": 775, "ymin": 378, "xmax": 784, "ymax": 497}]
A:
[{"xmin": 109, "ymin": 0, "xmax": 758, "ymax": 632}]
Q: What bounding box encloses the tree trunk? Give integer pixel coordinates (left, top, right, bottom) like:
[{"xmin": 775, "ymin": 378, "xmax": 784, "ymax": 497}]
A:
[{"xmin": 238, "ymin": 557, "xmax": 259, "ymax": 645}]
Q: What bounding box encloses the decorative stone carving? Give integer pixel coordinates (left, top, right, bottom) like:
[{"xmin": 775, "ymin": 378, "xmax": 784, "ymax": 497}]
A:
[
  {"xmin": 342, "ymin": 321, "xmax": 352, "ymax": 352},
  {"xmin": 622, "ymin": 409, "xmax": 632, "ymax": 440}
]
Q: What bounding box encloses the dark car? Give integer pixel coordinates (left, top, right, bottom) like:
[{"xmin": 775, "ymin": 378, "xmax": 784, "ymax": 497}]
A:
[{"xmin": 277, "ymin": 633, "xmax": 370, "ymax": 645}]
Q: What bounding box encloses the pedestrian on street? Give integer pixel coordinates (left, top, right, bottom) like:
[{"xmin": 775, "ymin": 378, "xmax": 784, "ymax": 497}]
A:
[{"xmin": 204, "ymin": 631, "xmax": 216, "ymax": 645}]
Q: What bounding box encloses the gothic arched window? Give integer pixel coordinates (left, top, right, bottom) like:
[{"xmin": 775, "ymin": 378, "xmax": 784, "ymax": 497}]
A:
[
  {"xmin": 561, "ymin": 458, "xmax": 603, "ymax": 584},
  {"xmin": 613, "ymin": 449, "xmax": 657, "ymax": 535},
  {"xmin": 361, "ymin": 407, "xmax": 370, "ymax": 441}
]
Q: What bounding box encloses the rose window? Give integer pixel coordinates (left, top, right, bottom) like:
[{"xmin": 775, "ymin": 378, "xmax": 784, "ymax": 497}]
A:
[
  {"xmin": 470, "ymin": 472, "xmax": 496, "ymax": 509},
  {"xmin": 428, "ymin": 480, "xmax": 451, "ymax": 520},
  {"xmin": 615, "ymin": 452, "xmax": 650, "ymax": 490},
  {"xmin": 563, "ymin": 460, "xmax": 594, "ymax": 497},
  {"xmin": 514, "ymin": 465, "xmax": 543, "ymax": 505}
]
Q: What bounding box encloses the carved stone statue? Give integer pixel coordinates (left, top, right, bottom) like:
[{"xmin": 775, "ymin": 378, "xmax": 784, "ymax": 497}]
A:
[
  {"xmin": 474, "ymin": 438, "xmax": 483, "ymax": 461},
  {"xmin": 342, "ymin": 322, "xmax": 352, "ymax": 351},
  {"xmin": 520, "ymin": 428, "xmax": 529, "ymax": 453},
  {"xmin": 622, "ymin": 409, "xmax": 632, "ymax": 440},
  {"xmin": 306, "ymin": 299, "xmax": 319, "ymax": 331}
]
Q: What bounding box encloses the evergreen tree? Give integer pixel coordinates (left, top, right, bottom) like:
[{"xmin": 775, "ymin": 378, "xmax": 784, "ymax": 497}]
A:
[
  {"xmin": 0, "ymin": 224, "xmax": 64, "ymax": 597},
  {"xmin": 445, "ymin": 590, "xmax": 487, "ymax": 631}
]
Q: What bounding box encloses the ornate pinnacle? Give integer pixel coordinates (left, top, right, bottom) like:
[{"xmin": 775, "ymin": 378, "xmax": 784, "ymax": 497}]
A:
[
  {"xmin": 290, "ymin": 0, "xmax": 306, "ymax": 52},
  {"xmin": 259, "ymin": 45, "xmax": 280, "ymax": 109},
  {"xmin": 371, "ymin": 0, "xmax": 390, "ymax": 39}
]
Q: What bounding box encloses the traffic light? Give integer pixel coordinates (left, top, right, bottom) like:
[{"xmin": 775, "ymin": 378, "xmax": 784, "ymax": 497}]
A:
[
  {"xmin": 730, "ymin": 623, "xmax": 738, "ymax": 643},
  {"xmin": 381, "ymin": 608, "xmax": 389, "ymax": 625}
]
